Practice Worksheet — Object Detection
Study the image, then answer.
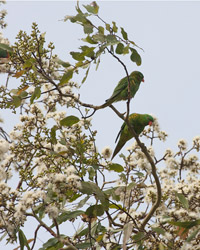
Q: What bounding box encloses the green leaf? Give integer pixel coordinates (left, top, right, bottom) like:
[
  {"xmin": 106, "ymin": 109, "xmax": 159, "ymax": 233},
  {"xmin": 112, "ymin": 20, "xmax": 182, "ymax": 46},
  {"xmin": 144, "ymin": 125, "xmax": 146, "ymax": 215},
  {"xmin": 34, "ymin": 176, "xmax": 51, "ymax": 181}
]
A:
[
  {"xmin": 95, "ymin": 57, "xmax": 100, "ymax": 71},
  {"xmin": 130, "ymin": 48, "xmax": 142, "ymax": 66},
  {"xmin": 152, "ymin": 227, "xmax": 165, "ymax": 235},
  {"xmin": 109, "ymin": 244, "xmax": 122, "ymax": 250},
  {"xmin": 134, "ymin": 172, "xmax": 144, "ymax": 177},
  {"xmin": 34, "ymin": 204, "xmax": 46, "ymax": 219},
  {"xmin": 106, "ymin": 35, "xmax": 118, "ymax": 45},
  {"xmin": 18, "ymin": 229, "xmax": 31, "ymax": 250},
  {"xmin": 132, "ymin": 232, "xmax": 145, "ymax": 241},
  {"xmin": 12, "ymin": 96, "xmax": 22, "ymax": 108},
  {"xmin": 60, "ymin": 116, "xmax": 80, "ymax": 127},
  {"xmin": 109, "ymin": 204, "xmax": 123, "ymax": 210},
  {"xmin": 76, "ymin": 196, "xmax": 90, "ymax": 209},
  {"xmin": 158, "ymin": 243, "xmax": 166, "ymax": 250},
  {"xmin": 38, "ymin": 238, "xmax": 60, "ymax": 250},
  {"xmin": 18, "ymin": 230, "xmax": 25, "ymax": 250},
  {"xmin": 30, "ymin": 86, "xmax": 41, "ymax": 104},
  {"xmin": 186, "ymin": 227, "xmax": 200, "ymax": 242},
  {"xmin": 104, "ymin": 187, "xmax": 120, "ymax": 202},
  {"xmin": 56, "ymin": 59, "xmax": 71, "ymax": 68},
  {"xmin": 23, "ymin": 58, "xmax": 36, "ymax": 69},
  {"xmin": 75, "ymin": 242, "xmax": 93, "ymax": 249},
  {"xmin": 121, "ymin": 27, "xmax": 128, "ymax": 40},
  {"xmin": 70, "ymin": 51, "xmax": 85, "ymax": 61},
  {"xmin": 176, "ymin": 192, "xmax": 189, "ymax": 210},
  {"xmin": 83, "ymin": 2, "xmax": 99, "ymax": 14},
  {"xmin": 116, "ymin": 43, "xmax": 124, "ymax": 54},
  {"xmin": 83, "ymin": 23, "xmax": 93, "ymax": 34},
  {"xmin": 98, "ymin": 26, "xmax": 104, "ymax": 34},
  {"xmin": 80, "ymin": 182, "xmax": 109, "ymax": 209},
  {"xmin": 59, "ymin": 70, "xmax": 73, "ymax": 86},
  {"xmin": 82, "ymin": 36, "xmax": 98, "ymax": 44},
  {"xmin": 108, "ymin": 163, "xmax": 124, "ymax": 173},
  {"xmin": 77, "ymin": 227, "xmax": 89, "ymax": 237},
  {"xmin": 73, "ymin": 13, "xmax": 90, "ymax": 24},
  {"xmin": 105, "ymin": 23, "xmax": 110, "ymax": 31},
  {"xmin": 54, "ymin": 210, "xmax": 84, "ymax": 226},
  {"xmin": 19, "ymin": 90, "xmax": 28, "ymax": 98},
  {"xmin": 123, "ymin": 45, "xmax": 129, "ymax": 54},
  {"xmin": 86, "ymin": 204, "xmax": 104, "ymax": 217},
  {"xmin": 50, "ymin": 125, "xmax": 58, "ymax": 145},
  {"xmin": 127, "ymin": 182, "xmax": 136, "ymax": 190},
  {"xmin": 59, "ymin": 138, "xmax": 66, "ymax": 145},
  {"xmin": 112, "ymin": 21, "xmax": 118, "ymax": 32},
  {"xmin": 0, "ymin": 43, "xmax": 13, "ymax": 53},
  {"xmin": 80, "ymin": 46, "xmax": 95, "ymax": 58},
  {"xmin": 65, "ymin": 15, "xmax": 77, "ymax": 23},
  {"xmin": 168, "ymin": 219, "xmax": 200, "ymax": 229},
  {"xmin": 93, "ymin": 33, "xmax": 106, "ymax": 43},
  {"xmin": 82, "ymin": 66, "xmax": 90, "ymax": 84},
  {"xmin": 88, "ymin": 166, "xmax": 95, "ymax": 180}
]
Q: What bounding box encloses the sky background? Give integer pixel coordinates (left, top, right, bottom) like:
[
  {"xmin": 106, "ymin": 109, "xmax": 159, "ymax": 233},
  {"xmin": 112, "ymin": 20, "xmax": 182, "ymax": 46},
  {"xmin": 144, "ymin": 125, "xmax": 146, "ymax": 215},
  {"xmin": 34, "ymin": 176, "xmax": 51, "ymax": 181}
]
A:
[{"xmin": 1, "ymin": 1, "xmax": 200, "ymax": 249}]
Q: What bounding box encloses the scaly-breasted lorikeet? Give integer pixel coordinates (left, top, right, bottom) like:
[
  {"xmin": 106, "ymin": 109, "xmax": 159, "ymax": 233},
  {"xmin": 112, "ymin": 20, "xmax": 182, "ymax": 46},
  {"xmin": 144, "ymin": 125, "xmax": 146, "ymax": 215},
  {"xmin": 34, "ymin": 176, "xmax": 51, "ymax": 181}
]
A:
[
  {"xmin": 105, "ymin": 71, "xmax": 144, "ymax": 106},
  {"xmin": 0, "ymin": 48, "xmax": 9, "ymax": 59},
  {"xmin": 111, "ymin": 113, "xmax": 154, "ymax": 159},
  {"xmin": 0, "ymin": 43, "xmax": 12, "ymax": 64}
]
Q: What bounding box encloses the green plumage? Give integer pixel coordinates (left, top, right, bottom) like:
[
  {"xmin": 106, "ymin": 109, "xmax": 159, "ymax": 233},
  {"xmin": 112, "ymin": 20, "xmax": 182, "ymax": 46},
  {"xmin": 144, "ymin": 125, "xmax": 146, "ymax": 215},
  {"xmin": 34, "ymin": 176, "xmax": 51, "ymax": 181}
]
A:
[
  {"xmin": 0, "ymin": 48, "xmax": 9, "ymax": 58},
  {"xmin": 105, "ymin": 71, "xmax": 144, "ymax": 105},
  {"xmin": 112, "ymin": 113, "xmax": 154, "ymax": 160}
]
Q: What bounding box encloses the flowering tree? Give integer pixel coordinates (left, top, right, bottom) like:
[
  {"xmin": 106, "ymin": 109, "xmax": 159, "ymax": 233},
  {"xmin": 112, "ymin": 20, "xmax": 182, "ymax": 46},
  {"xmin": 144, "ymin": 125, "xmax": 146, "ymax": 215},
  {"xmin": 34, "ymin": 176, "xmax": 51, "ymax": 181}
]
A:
[{"xmin": 0, "ymin": 2, "xmax": 200, "ymax": 250}]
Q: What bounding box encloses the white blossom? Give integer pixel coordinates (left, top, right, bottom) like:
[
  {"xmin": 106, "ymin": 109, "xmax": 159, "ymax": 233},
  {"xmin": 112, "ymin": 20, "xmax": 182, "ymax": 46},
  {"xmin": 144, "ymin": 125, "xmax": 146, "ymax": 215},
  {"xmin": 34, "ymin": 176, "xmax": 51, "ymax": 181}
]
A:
[
  {"xmin": 65, "ymin": 165, "xmax": 76, "ymax": 176},
  {"xmin": 101, "ymin": 146, "xmax": 112, "ymax": 159},
  {"xmin": 45, "ymin": 205, "xmax": 59, "ymax": 219},
  {"xmin": 158, "ymin": 130, "xmax": 168, "ymax": 141},
  {"xmin": 0, "ymin": 139, "xmax": 9, "ymax": 155},
  {"xmin": 178, "ymin": 139, "xmax": 187, "ymax": 151}
]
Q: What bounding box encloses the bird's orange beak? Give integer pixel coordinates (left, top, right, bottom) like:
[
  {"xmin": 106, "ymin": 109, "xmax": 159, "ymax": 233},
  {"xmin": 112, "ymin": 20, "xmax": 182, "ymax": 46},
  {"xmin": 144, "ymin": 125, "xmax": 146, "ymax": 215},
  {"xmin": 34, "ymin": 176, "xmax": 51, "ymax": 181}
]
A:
[
  {"xmin": 142, "ymin": 78, "xmax": 144, "ymax": 82},
  {"xmin": 148, "ymin": 121, "xmax": 153, "ymax": 126}
]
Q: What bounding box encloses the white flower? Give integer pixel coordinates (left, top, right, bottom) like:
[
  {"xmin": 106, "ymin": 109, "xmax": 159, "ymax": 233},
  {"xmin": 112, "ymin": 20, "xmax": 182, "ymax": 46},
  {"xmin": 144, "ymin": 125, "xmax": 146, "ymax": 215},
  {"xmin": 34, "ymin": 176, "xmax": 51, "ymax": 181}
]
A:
[
  {"xmin": 101, "ymin": 146, "xmax": 112, "ymax": 159},
  {"xmin": 165, "ymin": 148, "xmax": 174, "ymax": 158},
  {"xmin": 0, "ymin": 139, "xmax": 9, "ymax": 155},
  {"xmin": 166, "ymin": 157, "xmax": 179, "ymax": 170},
  {"xmin": 193, "ymin": 135, "xmax": 200, "ymax": 147},
  {"xmin": 147, "ymin": 146, "xmax": 154, "ymax": 157},
  {"xmin": 9, "ymin": 130, "xmax": 23, "ymax": 140},
  {"xmin": 36, "ymin": 162, "xmax": 47, "ymax": 175},
  {"xmin": 152, "ymin": 117, "xmax": 160, "ymax": 133},
  {"xmin": 62, "ymin": 86, "xmax": 72, "ymax": 94},
  {"xmin": 67, "ymin": 174, "xmax": 80, "ymax": 183},
  {"xmin": 178, "ymin": 139, "xmax": 187, "ymax": 151},
  {"xmin": 158, "ymin": 131, "xmax": 168, "ymax": 141},
  {"xmin": 65, "ymin": 165, "xmax": 76, "ymax": 176},
  {"xmin": 54, "ymin": 173, "xmax": 66, "ymax": 183},
  {"xmin": 45, "ymin": 205, "xmax": 59, "ymax": 219},
  {"xmin": 0, "ymin": 166, "xmax": 6, "ymax": 181}
]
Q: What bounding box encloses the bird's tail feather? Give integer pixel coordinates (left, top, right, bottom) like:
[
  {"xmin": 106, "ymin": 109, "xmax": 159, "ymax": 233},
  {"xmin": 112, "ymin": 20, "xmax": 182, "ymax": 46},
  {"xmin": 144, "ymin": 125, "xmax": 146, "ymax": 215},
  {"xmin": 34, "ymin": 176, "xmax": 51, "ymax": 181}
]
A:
[{"xmin": 111, "ymin": 140, "xmax": 126, "ymax": 160}]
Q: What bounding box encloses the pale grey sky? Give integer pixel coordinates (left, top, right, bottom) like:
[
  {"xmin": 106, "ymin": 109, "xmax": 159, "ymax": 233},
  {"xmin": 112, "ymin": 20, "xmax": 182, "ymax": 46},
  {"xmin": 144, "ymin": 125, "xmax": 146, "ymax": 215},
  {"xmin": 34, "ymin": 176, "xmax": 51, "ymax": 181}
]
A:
[{"xmin": 1, "ymin": 1, "xmax": 200, "ymax": 249}]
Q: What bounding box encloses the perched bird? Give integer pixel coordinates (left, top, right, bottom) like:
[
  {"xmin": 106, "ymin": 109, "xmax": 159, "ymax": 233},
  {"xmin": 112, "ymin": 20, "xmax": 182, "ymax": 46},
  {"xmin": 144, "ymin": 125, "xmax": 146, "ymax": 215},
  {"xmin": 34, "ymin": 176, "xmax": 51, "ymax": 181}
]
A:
[
  {"xmin": 105, "ymin": 71, "xmax": 144, "ymax": 106},
  {"xmin": 111, "ymin": 113, "xmax": 154, "ymax": 160},
  {"xmin": 0, "ymin": 43, "xmax": 12, "ymax": 64},
  {"xmin": 0, "ymin": 48, "xmax": 9, "ymax": 59}
]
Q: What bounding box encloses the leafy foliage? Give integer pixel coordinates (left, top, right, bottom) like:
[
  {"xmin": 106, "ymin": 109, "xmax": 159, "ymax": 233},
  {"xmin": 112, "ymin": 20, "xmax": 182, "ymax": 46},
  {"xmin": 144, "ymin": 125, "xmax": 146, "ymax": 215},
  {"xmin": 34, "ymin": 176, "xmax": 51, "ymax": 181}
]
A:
[{"xmin": 0, "ymin": 1, "xmax": 199, "ymax": 250}]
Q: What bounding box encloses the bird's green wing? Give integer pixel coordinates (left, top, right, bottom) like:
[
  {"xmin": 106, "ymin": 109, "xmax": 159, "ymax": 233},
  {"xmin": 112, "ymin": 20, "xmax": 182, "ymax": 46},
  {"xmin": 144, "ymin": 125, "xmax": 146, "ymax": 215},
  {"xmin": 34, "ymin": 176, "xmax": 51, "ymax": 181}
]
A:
[
  {"xmin": 0, "ymin": 43, "xmax": 12, "ymax": 58},
  {"xmin": 106, "ymin": 76, "xmax": 128, "ymax": 102},
  {"xmin": 115, "ymin": 122, "xmax": 126, "ymax": 143}
]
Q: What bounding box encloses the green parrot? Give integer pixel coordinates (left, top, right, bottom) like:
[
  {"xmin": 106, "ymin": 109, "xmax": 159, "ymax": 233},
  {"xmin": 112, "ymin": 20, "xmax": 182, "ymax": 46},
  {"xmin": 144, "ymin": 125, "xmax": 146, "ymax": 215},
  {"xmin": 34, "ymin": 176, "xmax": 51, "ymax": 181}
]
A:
[
  {"xmin": 105, "ymin": 71, "xmax": 144, "ymax": 106},
  {"xmin": 111, "ymin": 113, "xmax": 154, "ymax": 160},
  {"xmin": 0, "ymin": 43, "xmax": 12, "ymax": 64},
  {"xmin": 0, "ymin": 48, "xmax": 9, "ymax": 59}
]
